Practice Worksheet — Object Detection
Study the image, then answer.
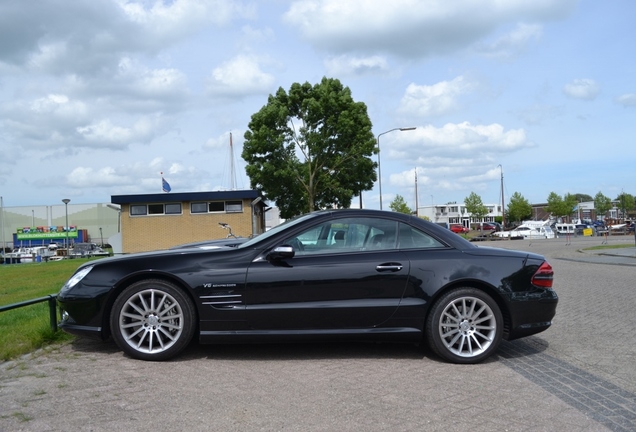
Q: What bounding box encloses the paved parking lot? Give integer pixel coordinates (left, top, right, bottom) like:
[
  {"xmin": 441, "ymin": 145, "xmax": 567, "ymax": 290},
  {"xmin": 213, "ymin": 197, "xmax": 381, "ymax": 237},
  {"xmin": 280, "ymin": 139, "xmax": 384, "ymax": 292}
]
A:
[{"xmin": 1, "ymin": 236, "xmax": 635, "ymax": 431}]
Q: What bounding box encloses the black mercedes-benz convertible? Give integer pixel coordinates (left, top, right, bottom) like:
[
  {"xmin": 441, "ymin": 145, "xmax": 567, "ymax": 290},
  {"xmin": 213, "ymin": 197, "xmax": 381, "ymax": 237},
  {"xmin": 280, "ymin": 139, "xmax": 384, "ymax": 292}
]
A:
[{"xmin": 57, "ymin": 209, "xmax": 557, "ymax": 364}]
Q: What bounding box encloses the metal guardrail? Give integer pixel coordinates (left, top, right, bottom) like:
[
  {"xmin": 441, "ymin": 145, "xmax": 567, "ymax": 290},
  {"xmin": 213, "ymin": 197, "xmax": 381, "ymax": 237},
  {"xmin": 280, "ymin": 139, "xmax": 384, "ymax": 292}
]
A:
[{"xmin": 0, "ymin": 294, "xmax": 58, "ymax": 332}]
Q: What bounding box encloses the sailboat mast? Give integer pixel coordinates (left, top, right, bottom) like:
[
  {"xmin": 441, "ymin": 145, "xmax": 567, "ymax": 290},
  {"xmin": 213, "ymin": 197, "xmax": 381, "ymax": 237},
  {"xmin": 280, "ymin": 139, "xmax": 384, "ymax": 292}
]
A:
[
  {"xmin": 229, "ymin": 133, "xmax": 236, "ymax": 190},
  {"xmin": 414, "ymin": 169, "xmax": 418, "ymax": 217}
]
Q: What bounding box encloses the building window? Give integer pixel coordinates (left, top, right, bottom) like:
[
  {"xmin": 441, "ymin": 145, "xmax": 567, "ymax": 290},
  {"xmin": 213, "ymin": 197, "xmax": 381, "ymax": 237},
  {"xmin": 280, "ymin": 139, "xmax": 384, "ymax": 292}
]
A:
[
  {"xmin": 226, "ymin": 201, "xmax": 243, "ymax": 213},
  {"xmin": 191, "ymin": 202, "xmax": 208, "ymax": 213},
  {"xmin": 130, "ymin": 205, "xmax": 147, "ymax": 216},
  {"xmin": 165, "ymin": 204, "xmax": 182, "ymax": 214},
  {"xmin": 148, "ymin": 204, "xmax": 164, "ymax": 215},
  {"xmin": 208, "ymin": 202, "xmax": 225, "ymax": 212},
  {"xmin": 130, "ymin": 203, "xmax": 182, "ymax": 216},
  {"xmin": 190, "ymin": 201, "xmax": 244, "ymax": 214}
]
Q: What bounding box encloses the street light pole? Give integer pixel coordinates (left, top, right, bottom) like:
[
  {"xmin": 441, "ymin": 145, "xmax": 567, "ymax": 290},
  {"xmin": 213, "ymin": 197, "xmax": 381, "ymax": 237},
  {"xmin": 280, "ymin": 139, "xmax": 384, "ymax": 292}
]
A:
[
  {"xmin": 62, "ymin": 199, "xmax": 70, "ymax": 254},
  {"xmin": 498, "ymin": 165, "xmax": 505, "ymax": 228},
  {"xmin": 377, "ymin": 127, "xmax": 416, "ymax": 210}
]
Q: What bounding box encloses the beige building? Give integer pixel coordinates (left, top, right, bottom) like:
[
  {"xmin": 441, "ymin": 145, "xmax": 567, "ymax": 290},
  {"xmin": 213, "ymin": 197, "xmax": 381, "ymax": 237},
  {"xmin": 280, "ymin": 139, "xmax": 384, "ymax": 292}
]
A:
[{"xmin": 111, "ymin": 190, "xmax": 267, "ymax": 253}]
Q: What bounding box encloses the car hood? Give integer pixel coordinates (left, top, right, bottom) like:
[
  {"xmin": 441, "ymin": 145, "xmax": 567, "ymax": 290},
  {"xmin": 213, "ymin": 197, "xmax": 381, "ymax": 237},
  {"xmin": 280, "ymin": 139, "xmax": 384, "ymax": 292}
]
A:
[{"xmin": 76, "ymin": 245, "xmax": 240, "ymax": 269}]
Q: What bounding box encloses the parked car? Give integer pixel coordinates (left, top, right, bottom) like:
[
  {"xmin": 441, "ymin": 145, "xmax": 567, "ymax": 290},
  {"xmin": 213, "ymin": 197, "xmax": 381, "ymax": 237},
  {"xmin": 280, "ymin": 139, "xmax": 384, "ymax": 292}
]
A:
[
  {"xmin": 68, "ymin": 243, "xmax": 111, "ymax": 258},
  {"xmin": 57, "ymin": 209, "xmax": 557, "ymax": 364},
  {"xmin": 476, "ymin": 222, "xmax": 499, "ymax": 232},
  {"xmin": 449, "ymin": 223, "xmax": 469, "ymax": 234}
]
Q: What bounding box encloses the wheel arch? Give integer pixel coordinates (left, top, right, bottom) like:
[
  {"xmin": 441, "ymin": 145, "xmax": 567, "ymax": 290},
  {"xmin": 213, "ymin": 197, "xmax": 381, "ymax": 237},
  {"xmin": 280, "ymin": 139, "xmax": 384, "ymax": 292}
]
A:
[
  {"xmin": 101, "ymin": 271, "xmax": 199, "ymax": 340},
  {"xmin": 425, "ymin": 279, "xmax": 512, "ymax": 340}
]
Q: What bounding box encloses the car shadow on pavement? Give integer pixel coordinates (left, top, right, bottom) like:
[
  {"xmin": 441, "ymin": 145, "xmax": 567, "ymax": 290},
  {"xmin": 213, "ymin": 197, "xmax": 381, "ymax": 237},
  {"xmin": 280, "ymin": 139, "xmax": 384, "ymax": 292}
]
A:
[
  {"xmin": 64, "ymin": 336, "xmax": 543, "ymax": 364},
  {"xmin": 497, "ymin": 337, "xmax": 549, "ymax": 360},
  {"xmin": 182, "ymin": 340, "xmax": 432, "ymax": 362}
]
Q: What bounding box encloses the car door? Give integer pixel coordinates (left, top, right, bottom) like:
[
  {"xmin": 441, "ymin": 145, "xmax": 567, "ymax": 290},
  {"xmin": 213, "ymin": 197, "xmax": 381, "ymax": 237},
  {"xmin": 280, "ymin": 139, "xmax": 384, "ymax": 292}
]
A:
[{"xmin": 244, "ymin": 217, "xmax": 411, "ymax": 330}]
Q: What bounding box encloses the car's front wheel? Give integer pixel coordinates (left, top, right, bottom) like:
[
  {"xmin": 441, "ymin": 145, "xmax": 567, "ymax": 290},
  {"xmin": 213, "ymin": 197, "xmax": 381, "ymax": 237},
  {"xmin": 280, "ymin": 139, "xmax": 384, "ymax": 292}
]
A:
[
  {"xmin": 110, "ymin": 279, "xmax": 196, "ymax": 361},
  {"xmin": 426, "ymin": 287, "xmax": 503, "ymax": 364}
]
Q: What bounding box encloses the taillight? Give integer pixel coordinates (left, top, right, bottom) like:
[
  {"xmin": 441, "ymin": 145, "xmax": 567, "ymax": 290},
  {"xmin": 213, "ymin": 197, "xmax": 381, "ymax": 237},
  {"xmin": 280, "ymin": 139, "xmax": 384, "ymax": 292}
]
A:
[{"xmin": 532, "ymin": 261, "xmax": 554, "ymax": 288}]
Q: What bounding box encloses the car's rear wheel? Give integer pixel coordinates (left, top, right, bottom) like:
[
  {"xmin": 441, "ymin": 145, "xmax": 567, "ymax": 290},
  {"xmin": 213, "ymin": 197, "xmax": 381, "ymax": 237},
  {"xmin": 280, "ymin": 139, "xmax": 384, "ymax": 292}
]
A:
[
  {"xmin": 110, "ymin": 279, "xmax": 196, "ymax": 361},
  {"xmin": 426, "ymin": 287, "xmax": 503, "ymax": 364}
]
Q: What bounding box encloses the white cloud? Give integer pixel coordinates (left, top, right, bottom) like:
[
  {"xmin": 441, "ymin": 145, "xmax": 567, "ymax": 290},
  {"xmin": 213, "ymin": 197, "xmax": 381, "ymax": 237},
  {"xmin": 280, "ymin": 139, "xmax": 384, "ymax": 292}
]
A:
[
  {"xmin": 379, "ymin": 122, "xmax": 531, "ymax": 197},
  {"xmin": 387, "ymin": 122, "xmax": 529, "ymax": 162},
  {"xmin": 397, "ymin": 76, "xmax": 475, "ymax": 118},
  {"xmin": 284, "ymin": 0, "xmax": 576, "ymax": 57},
  {"xmin": 205, "ymin": 55, "xmax": 275, "ymax": 97},
  {"xmin": 66, "ymin": 166, "xmax": 130, "ymax": 188},
  {"xmin": 76, "ymin": 116, "xmax": 160, "ymax": 149},
  {"xmin": 563, "ymin": 78, "xmax": 600, "ymax": 100},
  {"xmin": 475, "ymin": 23, "xmax": 542, "ymax": 59},
  {"xmin": 616, "ymin": 93, "xmax": 636, "ymax": 107},
  {"xmin": 324, "ymin": 55, "xmax": 389, "ymax": 76}
]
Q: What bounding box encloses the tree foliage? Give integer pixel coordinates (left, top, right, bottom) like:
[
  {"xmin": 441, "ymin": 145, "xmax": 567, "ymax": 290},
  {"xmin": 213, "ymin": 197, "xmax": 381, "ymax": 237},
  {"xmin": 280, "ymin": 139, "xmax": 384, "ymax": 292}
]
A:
[
  {"xmin": 616, "ymin": 192, "xmax": 635, "ymax": 218},
  {"xmin": 545, "ymin": 192, "xmax": 577, "ymax": 218},
  {"xmin": 464, "ymin": 192, "xmax": 488, "ymax": 221},
  {"xmin": 242, "ymin": 77, "xmax": 377, "ymax": 219},
  {"xmin": 572, "ymin": 193, "xmax": 593, "ymax": 202},
  {"xmin": 593, "ymin": 191, "xmax": 612, "ymax": 220},
  {"xmin": 506, "ymin": 192, "xmax": 532, "ymax": 223},
  {"xmin": 389, "ymin": 194, "xmax": 412, "ymax": 214}
]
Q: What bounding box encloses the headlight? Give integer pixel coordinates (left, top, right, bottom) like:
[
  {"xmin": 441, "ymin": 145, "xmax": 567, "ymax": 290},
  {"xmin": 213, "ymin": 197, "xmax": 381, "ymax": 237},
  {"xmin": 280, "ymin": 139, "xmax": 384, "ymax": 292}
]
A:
[{"xmin": 60, "ymin": 266, "xmax": 93, "ymax": 294}]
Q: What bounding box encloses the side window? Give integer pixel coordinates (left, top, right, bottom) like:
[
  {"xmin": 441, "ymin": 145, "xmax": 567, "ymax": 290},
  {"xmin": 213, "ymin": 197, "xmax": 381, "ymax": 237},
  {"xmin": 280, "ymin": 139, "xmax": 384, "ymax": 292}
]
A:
[
  {"xmin": 283, "ymin": 218, "xmax": 398, "ymax": 255},
  {"xmin": 398, "ymin": 223, "xmax": 445, "ymax": 249}
]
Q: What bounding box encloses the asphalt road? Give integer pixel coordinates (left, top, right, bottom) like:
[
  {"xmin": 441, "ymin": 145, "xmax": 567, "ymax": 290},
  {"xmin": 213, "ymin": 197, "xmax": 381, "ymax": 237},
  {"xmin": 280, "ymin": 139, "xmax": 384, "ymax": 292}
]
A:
[{"xmin": 1, "ymin": 235, "xmax": 635, "ymax": 431}]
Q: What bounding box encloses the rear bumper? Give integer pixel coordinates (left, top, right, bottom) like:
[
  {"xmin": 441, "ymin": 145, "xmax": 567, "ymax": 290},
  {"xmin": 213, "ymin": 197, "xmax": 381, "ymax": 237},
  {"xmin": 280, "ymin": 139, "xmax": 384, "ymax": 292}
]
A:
[{"xmin": 506, "ymin": 291, "xmax": 558, "ymax": 340}]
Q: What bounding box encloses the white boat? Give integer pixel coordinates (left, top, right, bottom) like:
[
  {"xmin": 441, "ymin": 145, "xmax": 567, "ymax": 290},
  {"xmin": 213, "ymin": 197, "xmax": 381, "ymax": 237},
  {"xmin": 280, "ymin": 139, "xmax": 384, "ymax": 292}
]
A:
[
  {"xmin": 494, "ymin": 221, "xmax": 555, "ymax": 239},
  {"xmin": 3, "ymin": 245, "xmax": 58, "ymax": 263}
]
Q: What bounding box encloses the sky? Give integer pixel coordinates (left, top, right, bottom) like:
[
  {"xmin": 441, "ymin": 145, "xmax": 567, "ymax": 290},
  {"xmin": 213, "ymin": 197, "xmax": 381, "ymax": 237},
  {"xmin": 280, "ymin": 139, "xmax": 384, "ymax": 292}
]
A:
[{"xmin": 1, "ymin": 0, "xmax": 634, "ymax": 210}]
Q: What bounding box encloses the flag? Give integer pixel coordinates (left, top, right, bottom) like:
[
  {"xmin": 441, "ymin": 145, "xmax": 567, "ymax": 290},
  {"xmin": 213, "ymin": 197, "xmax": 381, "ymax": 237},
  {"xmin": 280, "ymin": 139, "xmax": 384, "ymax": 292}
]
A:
[{"xmin": 162, "ymin": 177, "xmax": 171, "ymax": 193}]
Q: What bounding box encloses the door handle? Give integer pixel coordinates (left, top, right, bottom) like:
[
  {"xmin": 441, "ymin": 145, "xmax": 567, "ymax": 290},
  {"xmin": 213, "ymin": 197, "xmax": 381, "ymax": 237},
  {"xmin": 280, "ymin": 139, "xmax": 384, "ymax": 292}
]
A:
[{"xmin": 376, "ymin": 264, "xmax": 403, "ymax": 272}]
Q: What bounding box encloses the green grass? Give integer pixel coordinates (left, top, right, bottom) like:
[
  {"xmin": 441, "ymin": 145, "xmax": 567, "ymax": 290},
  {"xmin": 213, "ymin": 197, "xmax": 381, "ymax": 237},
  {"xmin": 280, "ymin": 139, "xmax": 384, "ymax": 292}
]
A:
[
  {"xmin": 0, "ymin": 258, "xmax": 104, "ymax": 361},
  {"xmin": 583, "ymin": 244, "xmax": 635, "ymax": 251}
]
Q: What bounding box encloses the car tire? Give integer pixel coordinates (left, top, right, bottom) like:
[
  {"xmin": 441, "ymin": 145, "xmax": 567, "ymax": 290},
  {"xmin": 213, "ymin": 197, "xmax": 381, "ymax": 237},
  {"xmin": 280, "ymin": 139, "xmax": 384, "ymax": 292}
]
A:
[
  {"xmin": 110, "ymin": 279, "xmax": 196, "ymax": 361},
  {"xmin": 426, "ymin": 287, "xmax": 503, "ymax": 364}
]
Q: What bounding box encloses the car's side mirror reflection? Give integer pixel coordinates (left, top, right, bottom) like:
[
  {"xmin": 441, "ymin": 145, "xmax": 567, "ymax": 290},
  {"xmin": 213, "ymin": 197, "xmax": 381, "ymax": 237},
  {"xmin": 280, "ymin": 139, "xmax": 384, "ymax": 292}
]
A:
[{"xmin": 267, "ymin": 245, "xmax": 295, "ymax": 260}]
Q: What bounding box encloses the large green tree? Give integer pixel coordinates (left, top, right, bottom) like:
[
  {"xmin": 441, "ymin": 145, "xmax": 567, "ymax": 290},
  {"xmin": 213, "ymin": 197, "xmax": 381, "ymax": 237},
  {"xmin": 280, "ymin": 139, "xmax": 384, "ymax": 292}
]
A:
[
  {"xmin": 616, "ymin": 192, "xmax": 635, "ymax": 219},
  {"xmin": 545, "ymin": 192, "xmax": 577, "ymax": 219},
  {"xmin": 572, "ymin": 193, "xmax": 593, "ymax": 202},
  {"xmin": 593, "ymin": 191, "xmax": 612, "ymax": 220},
  {"xmin": 242, "ymin": 77, "xmax": 377, "ymax": 219},
  {"xmin": 389, "ymin": 194, "xmax": 412, "ymax": 214},
  {"xmin": 464, "ymin": 192, "xmax": 488, "ymax": 222},
  {"xmin": 506, "ymin": 192, "xmax": 532, "ymax": 223}
]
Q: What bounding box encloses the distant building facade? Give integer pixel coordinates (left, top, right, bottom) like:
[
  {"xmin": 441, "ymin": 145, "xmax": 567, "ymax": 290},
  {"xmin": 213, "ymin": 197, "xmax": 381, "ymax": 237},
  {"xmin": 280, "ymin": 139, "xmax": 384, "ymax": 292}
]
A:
[
  {"xmin": 0, "ymin": 202, "xmax": 119, "ymax": 251},
  {"xmin": 418, "ymin": 202, "xmax": 503, "ymax": 228}
]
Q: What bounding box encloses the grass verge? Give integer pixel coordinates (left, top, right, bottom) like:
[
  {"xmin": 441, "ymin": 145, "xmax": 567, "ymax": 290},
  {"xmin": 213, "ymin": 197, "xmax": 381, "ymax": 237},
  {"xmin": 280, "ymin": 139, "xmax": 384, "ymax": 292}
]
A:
[
  {"xmin": 0, "ymin": 258, "xmax": 101, "ymax": 361},
  {"xmin": 583, "ymin": 244, "xmax": 635, "ymax": 251}
]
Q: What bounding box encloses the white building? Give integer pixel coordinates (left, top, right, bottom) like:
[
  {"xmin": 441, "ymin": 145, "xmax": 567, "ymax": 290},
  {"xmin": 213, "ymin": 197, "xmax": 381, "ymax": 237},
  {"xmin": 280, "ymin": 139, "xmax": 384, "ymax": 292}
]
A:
[{"xmin": 418, "ymin": 202, "xmax": 504, "ymax": 228}]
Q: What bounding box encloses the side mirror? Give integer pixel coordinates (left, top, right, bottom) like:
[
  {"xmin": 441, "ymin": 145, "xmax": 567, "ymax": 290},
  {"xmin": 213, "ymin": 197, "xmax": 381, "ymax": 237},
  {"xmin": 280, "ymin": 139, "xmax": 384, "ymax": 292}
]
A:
[{"xmin": 267, "ymin": 245, "xmax": 295, "ymax": 260}]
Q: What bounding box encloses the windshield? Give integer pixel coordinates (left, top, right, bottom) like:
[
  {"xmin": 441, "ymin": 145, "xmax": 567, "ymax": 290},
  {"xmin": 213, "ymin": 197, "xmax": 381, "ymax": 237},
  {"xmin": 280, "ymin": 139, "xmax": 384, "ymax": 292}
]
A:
[{"xmin": 238, "ymin": 212, "xmax": 318, "ymax": 249}]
